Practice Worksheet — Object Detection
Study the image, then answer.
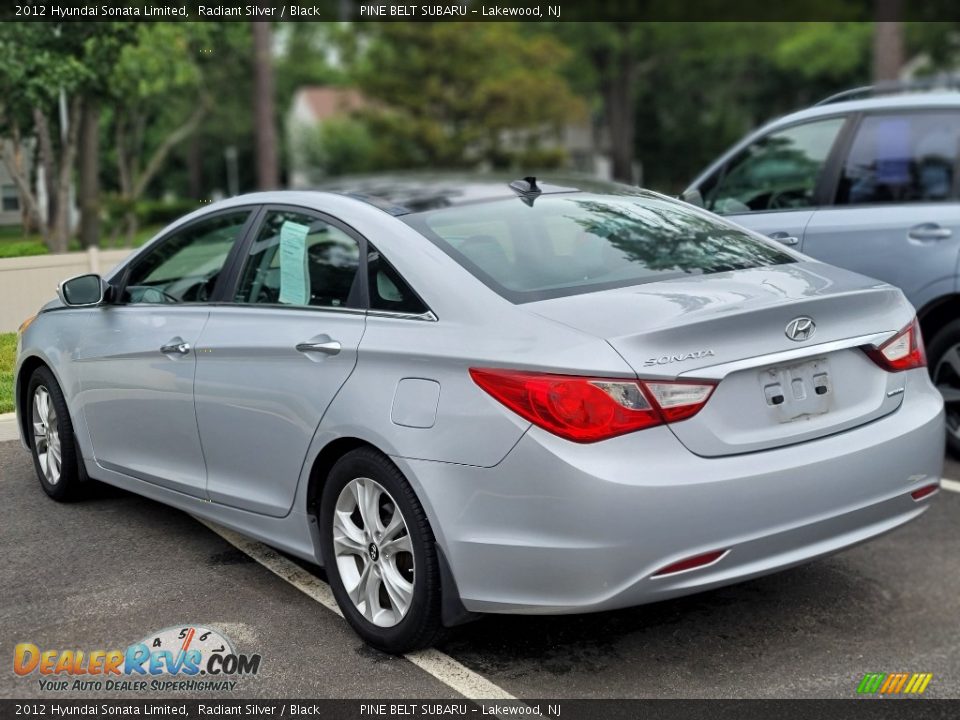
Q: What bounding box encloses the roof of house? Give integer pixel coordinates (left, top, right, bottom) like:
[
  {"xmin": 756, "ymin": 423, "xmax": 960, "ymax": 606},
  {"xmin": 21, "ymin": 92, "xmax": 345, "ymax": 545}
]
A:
[{"xmin": 293, "ymin": 86, "xmax": 367, "ymax": 122}]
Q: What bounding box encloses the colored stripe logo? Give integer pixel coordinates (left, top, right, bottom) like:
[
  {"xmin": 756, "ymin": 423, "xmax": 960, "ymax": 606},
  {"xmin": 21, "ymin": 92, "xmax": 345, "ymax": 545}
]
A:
[{"xmin": 857, "ymin": 673, "xmax": 932, "ymax": 695}]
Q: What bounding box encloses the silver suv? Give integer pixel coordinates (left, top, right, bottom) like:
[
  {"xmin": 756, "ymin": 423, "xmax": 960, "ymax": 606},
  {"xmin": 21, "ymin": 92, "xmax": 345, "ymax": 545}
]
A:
[{"xmin": 685, "ymin": 84, "xmax": 960, "ymax": 454}]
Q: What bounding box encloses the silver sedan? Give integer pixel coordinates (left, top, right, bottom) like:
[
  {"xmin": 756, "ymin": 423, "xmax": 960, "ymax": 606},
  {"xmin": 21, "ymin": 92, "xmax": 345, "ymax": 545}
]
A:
[{"xmin": 13, "ymin": 177, "xmax": 944, "ymax": 653}]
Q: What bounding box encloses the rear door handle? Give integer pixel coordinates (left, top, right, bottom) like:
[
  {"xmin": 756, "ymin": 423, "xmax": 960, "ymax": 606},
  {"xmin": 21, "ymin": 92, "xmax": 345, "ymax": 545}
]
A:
[
  {"xmin": 296, "ymin": 340, "xmax": 341, "ymax": 356},
  {"xmin": 768, "ymin": 232, "xmax": 800, "ymax": 246},
  {"xmin": 908, "ymin": 223, "xmax": 952, "ymax": 241},
  {"xmin": 160, "ymin": 340, "xmax": 191, "ymax": 355}
]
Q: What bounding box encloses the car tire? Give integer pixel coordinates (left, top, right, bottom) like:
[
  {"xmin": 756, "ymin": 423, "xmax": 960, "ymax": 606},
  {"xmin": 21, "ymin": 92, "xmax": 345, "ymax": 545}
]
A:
[
  {"xmin": 319, "ymin": 447, "xmax": 445, "ymax": 653},
  {"xmin": 27, "ymin": 366, "xmax": 85, "ymax": 502},
  {"xmin": 927, "ymin": 320, "xmax": 960, "ymax": 458}
]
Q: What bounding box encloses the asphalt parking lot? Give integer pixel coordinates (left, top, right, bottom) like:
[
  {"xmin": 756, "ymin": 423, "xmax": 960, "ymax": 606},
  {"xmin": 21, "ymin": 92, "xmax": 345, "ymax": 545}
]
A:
[{"xmin": 2, "ymin": 436, "xmax": 959, "ymax": 700}]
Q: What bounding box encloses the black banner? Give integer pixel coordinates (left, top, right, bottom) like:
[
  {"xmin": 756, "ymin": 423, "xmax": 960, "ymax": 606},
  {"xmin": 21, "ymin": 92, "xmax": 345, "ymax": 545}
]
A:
[
  {"xmin": 3, "ymin": 0, "xmax": 960, "ymax": 23},
  {"xmin": 2, "ymin": 700, "xmax": 960, "ymax": 720}
]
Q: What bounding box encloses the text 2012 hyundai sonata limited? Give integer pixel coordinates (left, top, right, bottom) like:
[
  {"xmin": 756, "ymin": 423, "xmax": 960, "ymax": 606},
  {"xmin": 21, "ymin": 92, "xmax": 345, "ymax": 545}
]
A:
[{"xmin": 14, "ymin": 177, "xmax": 945, "ymax": 652}]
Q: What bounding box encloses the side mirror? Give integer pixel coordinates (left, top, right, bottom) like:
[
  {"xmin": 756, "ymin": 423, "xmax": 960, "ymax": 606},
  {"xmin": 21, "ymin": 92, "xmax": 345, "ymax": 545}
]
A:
[
  {"xmin": 680, "ymin": 188, "xmax": 705, "ymax": 208},
  {"xmin": 58, "ymin": 274, "xmax": 108, "ymax": 307}
]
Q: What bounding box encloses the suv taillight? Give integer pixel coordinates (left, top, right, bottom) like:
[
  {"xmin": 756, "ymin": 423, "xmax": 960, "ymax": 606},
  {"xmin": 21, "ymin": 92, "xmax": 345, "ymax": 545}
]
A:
[
  {"xmin": 469, "ymin": 368, "xmax": 715, "ymax": 443},
  {"xmin": 864, "ymin": 318, "xmax": 926, "ymax": 372}
]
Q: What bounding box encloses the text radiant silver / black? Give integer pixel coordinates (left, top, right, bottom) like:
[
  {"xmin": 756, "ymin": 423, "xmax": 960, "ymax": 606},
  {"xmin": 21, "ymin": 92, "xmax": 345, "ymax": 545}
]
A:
[{"xmin": 14, "ymin": 176, "xmax": 944, "ymax": 653}]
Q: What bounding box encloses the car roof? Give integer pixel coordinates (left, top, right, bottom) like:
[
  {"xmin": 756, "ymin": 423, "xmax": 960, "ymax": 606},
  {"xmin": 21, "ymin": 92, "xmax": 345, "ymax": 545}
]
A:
[
  {"xmin": 767, "ymin": 91, "xmax": 960, "ymax": 128},
  {"xmin": 313, "ymin": 173, "xmax": 649, "ymax": 215}
]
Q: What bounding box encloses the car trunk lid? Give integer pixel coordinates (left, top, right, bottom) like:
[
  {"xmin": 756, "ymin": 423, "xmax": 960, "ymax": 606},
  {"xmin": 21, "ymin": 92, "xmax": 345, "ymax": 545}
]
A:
[{"xmin": 526, "ymin": 261, "xmax": 911, "ymax": 456}]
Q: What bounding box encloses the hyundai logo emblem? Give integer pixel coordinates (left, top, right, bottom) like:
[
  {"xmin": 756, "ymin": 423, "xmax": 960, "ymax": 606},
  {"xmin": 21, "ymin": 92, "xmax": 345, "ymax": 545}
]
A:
[{"xmin": 785, "ymin": 317, "xmax": 816, "ymax": 342}]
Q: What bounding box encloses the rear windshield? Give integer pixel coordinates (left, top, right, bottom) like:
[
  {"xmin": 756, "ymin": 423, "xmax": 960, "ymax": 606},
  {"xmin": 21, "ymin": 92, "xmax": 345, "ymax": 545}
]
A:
[{"xmin": 402, "ymin": 194, "xmax": 795, "ymax": 303}]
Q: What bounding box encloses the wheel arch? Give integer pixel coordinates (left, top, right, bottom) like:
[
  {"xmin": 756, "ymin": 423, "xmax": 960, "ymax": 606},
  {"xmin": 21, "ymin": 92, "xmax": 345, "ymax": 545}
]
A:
[{"xmin": 16, "ymin": 354, "xmax": 52, "ymax": 449}]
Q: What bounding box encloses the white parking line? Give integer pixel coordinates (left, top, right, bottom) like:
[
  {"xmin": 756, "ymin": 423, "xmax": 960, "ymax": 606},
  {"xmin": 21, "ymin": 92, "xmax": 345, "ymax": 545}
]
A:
[
  {"xmin": 941, "ymin": 478, "xmax": 960, "ymax": 493},
  {"xmin": 196, "ymin": 518, "xmax": 517, "ymax": 701}
]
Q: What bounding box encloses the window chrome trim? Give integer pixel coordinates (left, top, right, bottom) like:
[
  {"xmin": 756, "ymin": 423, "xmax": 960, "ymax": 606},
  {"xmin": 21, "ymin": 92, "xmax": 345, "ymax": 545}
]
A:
[
  {"xmin": 367, "ymin": 309, "xmax": 438, "ymax": 322},
  {"xmin": 678, "ymin": 331, "xmax": 896, "ymax": 380}
]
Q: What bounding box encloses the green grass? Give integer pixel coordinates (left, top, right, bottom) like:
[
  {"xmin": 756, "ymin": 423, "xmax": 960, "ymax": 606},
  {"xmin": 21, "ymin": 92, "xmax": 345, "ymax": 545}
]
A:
[
  {"xmin": 0, "ymin": 225, "xmax": 163, "ymax": 258},
  {"xmin": 0, "ymin": 333, "xmax": 15, "ymax": 414}
]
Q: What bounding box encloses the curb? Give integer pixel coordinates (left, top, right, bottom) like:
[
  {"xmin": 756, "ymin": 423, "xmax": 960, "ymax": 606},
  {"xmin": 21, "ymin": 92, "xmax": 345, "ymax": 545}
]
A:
[{"xmin": 0, "ymin": 412, "xmax": 16, "ymax": 421}]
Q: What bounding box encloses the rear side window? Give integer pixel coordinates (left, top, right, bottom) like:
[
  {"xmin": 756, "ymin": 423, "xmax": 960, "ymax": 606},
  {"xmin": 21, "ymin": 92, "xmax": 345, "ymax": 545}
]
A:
[
  {"xmin": 403, "ymin": 194, "xmax": 794, "ymax": 303},
  {"xmin": 367, "ymin": 244, "xmax": 428, "ymax": 315},
  {"xmin": 836, "ymin": 112, "xmax": 960, "ymax": 205}
]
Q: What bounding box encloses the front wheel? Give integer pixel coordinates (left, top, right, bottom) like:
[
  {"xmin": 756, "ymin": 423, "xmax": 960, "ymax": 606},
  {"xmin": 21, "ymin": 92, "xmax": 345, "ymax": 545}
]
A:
[
  {"xmin": 27, "ymin": 366, "xmax": 85, "ymax": 501},
  {"xmin": 927, "ymin": 320, "xmax": 960, "ymax": 458},
  {"xmin": 319, "ymin": 448, "xmax": 445, "ymax": 653}
]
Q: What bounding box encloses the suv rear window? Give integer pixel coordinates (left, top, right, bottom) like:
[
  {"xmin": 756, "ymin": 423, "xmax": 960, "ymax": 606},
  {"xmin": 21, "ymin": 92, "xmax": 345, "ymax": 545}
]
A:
[{"xmin": 402, "ymin": 194, "xmax": 794, "ymax": 302}]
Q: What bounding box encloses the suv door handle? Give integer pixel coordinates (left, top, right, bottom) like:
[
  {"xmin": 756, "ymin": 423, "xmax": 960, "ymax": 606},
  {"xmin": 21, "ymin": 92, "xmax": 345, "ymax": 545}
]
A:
[
  {"xmin": 768, "ymin": 232, "xmax": 800, "ymax": 246},
  {"xmin": 160, "ymin": 340, "xmax": 191, "ymax": 355},
  {"xmin": 296, "ymin": 339, "xmax": 341, "ymax": 356},
  {"xmin": 908, "ymin": 223, "xmax": 952, "ymax": 241}
]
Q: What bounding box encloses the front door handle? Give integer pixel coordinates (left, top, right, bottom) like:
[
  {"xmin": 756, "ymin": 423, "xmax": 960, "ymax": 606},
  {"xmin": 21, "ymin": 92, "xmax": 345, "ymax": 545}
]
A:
[
  {"xmin": 768, "ymin": 231, "xmax": 800, "ymax": 246},
  {"xmin": 160, "ymin": 340, "xmax": 191, "ymax": 355},
  {"xmin": 908, "ymin": 223, "xmax": 952, "ymax": 241},
  {"xmin": 296, "ymin": 340, "xmax": 341, "ymax": 356}
]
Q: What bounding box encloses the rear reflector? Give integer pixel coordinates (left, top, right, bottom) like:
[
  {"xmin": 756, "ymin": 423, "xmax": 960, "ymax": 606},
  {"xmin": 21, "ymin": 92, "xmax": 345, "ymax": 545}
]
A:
[
  {"xmin": 910, "ymin": 484, "xmax": 939, "ymax": 501},
  {"xmin": 865, "ymin": 318, "xmax": 926, "ymax": 372},
  {"xmin": 469, "ymin": 368, "xmax": 716, "ymax": 443},
  {"xmin": 651, "ymin": 549, "xmax": 727, "ymax": 578}
]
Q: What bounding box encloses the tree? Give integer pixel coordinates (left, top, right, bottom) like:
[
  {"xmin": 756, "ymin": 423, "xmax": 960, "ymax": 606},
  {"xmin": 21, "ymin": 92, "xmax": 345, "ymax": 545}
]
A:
[
  {"xmin": 0, "ymin": 24, "xmax": 90, "ymax": 252},
  {"xmin": 107, "ymin": 23, "xmax": 215, "ymax": 239},
  {"xmin": 341, "ymin": 23, "xmax": 584, "ymax": 170}
]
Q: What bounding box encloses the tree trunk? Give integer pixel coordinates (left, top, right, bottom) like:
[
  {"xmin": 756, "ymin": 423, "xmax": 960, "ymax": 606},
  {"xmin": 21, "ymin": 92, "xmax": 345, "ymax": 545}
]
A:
[
  {"xmin": 33, "ymin": 107, "xmax": 58, "ymax": 246},
  {"xmin": 873, "ymin": 0, "xmax": 904, "ymax": 83},
  {"xmin": 188, "ymin": 132, "xmax": 203, "ymax": 200},
  {"xmin": 0, "ymin": 122, "xmax": 42, "ymax": 233},
  {"xmin": 49, "ymin": 97, "xmax": 82, "ymax": 254},
  {"xmin": 78, "ymin": 96, "xmax": 101, "ymax": 248},
  {"xmin": 599, "ymin": 29, "xmax": 637, "ymax": 184},
  {"xmin": 252, "ymin": 20, "xmax": 278, "ymax": 190}
]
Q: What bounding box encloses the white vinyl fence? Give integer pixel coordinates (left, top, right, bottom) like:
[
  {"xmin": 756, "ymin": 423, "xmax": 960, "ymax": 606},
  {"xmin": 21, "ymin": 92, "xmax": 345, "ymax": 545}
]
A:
[{"xmin": 0, "ymin": 247, "xmax": 134, "ymax": 332}]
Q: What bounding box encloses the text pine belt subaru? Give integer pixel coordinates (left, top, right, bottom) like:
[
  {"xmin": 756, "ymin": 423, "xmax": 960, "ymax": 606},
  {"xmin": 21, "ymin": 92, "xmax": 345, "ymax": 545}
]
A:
[{"xmin": 14, "ymin": 176, "xmax": 944, "ymax": 653}]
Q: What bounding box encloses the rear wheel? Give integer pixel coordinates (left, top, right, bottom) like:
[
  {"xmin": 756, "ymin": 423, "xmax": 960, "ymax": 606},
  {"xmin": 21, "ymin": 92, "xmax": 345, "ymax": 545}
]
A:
[
  {"xmin": 319, "ymin": 448, "xmax": 444, "ymax": 653},
  {"xmin": 928, "ymin": 320, "xmax": 960, "ymax": 457},
  {"xmin": 27, "ymin": 367, "xmax": 85, "ymax": 501}
]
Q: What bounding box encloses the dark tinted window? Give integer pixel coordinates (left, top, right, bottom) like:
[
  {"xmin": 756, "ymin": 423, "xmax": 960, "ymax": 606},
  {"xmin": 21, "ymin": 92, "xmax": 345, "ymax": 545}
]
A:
[
  {"xmin": 836, "ymin": 112, "xmax": 960, "ymax": 205},
  {"xmin": 403, "ymin": 194, "xmax": 794, "ymax": 303},
  {"xmin": 367, "ymin": 245, "xmax": 428, "ymax": 315},
  {"xmin": 235, "ymin": 210, "xmax": 361, "ymax": 308},
  {"xmin": 702, "ymin": 118, "xmax": 844, "ymax": 214},
  {"xmin": 124, "ymin": 210, "xmax": 249, "ymax": 304}
]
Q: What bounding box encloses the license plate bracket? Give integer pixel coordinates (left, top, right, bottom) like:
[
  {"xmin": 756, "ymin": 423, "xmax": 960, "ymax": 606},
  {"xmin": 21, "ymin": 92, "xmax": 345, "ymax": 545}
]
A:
[{"xmin": 761, "ymin": 357, "xmax": 831, "ymax": 423}]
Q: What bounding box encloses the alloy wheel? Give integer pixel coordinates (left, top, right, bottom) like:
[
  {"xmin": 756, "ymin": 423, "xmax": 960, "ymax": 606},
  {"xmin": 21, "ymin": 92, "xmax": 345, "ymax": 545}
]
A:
[
  {"xmin": 934, "ymin": 344, "xmax": 960, "ymax": 443},
  {"xmin": 32, "ymin": 386, "xmax": 61, "ymax": 486},
  {"xmin": 332, "ymin": 477, "xmax": 415, "ymax": 627}
]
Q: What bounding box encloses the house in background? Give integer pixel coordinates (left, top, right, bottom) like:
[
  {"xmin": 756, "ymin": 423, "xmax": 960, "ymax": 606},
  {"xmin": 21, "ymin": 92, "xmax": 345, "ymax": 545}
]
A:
[
  {"xmin": 286, "ymin": 85, "xmax": 611, "ymax": 186},
  {"xmin": 287, "ymin": 86, "xmax": 368, "ymax": 188},
  {"xmin": 0, "ymin": 140, "xmax": 26, "ymax": 227}
]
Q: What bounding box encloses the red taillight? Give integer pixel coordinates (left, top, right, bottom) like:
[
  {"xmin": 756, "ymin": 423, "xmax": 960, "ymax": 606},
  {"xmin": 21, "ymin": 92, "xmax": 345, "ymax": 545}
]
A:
[
  {"xmin": 865, "ymin": 318, "xmax": 926, "ymax": 372},
  {"xmin": 469, "ymin": 368, "xmax": 715, "ymax": 443},
  {"xmin": 910, "ymin": 484, "xmax": 939, "ymax": 501},
  {"xmin": 651, "ymin": 549, "xmax": 728, "ymax": 578}
]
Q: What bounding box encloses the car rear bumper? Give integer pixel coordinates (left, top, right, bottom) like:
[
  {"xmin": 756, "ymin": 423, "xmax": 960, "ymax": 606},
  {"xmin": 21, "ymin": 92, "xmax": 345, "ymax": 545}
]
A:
[{"xmin": 396, "ymin": 368, "xmax": 944, "ymax": 614}]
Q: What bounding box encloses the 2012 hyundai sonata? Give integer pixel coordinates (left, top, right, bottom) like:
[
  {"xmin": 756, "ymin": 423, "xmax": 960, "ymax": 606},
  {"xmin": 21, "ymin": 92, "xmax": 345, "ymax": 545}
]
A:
[{"xmin": 14, "ymin": 176, "xmax": 945, "ymax": 653}]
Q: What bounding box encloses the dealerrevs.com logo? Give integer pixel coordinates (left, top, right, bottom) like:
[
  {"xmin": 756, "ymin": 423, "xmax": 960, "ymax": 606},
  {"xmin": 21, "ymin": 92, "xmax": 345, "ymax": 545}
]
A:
[{"xmin": 13, "ymin": 625, "xmax": 261, "ymax": 693}]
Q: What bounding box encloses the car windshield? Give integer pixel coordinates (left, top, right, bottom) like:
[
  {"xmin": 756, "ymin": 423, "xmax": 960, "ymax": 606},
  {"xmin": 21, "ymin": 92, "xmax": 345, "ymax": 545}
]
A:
[{"xmin": 402, "ymin": 194, "xmax": 795, "ymax": 302}]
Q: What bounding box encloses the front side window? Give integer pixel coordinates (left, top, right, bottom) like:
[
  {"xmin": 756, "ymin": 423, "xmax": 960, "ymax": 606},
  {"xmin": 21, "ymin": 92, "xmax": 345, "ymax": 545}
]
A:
[
  {"xmin": 836, "ymin": 112, "xmax": 960, "ymax": 205},
  {"xmin": 403, "ymin": 194, "xmax": 794, "ymax": 303},
  {"xmin": 234, "ymin": 210, "xmax": 361, "ymax": 308},
  {"xmin": 702, "ymin": 117, "xmax": 845, "ymax": 214},
  {"xmin": 124, "ymin": 210, "xmax": 250, "ymax": 304}
]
